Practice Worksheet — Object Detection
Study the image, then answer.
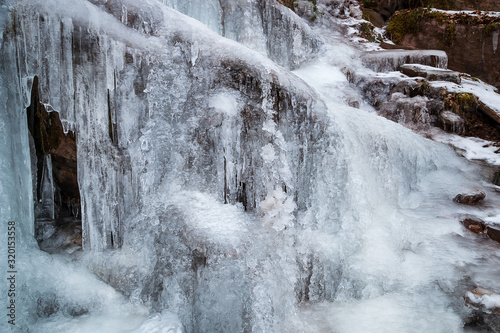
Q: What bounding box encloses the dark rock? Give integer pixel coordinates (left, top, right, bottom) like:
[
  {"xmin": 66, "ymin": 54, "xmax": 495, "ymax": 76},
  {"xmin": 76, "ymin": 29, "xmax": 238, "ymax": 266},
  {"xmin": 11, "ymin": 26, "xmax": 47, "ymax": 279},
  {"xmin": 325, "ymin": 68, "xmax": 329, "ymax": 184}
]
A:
[
  {"xmin": 487, "ymin": 225, "xmax": 500, "ymax": 244},
  {"xmin": 27, "ymin": 76, "xmax": 81, "ymax": 250},
  {"xmin": 387, "ymin": 10, "xmax": 500, "ymax": 90},
  {"xmin": 492, "ymin": 169, "xmax": 500, "ymax": 186},
  {"xmin": 453, "ymin": 191, "xmax": 486, "ymax": 205},
  {"xmin": 426, "ymin": 99, "xmax": 445, "ymax": 115},
  {"xmin": 461, "ymin": 218, "xmax": 486, "ymax": 233},
  {"xmin": 362, "ymin": 8, "xmax": 385, "ymax": 28},
  {"xmin": 478, "ymin": 100, "xmax": 500, "ymax": 127}
]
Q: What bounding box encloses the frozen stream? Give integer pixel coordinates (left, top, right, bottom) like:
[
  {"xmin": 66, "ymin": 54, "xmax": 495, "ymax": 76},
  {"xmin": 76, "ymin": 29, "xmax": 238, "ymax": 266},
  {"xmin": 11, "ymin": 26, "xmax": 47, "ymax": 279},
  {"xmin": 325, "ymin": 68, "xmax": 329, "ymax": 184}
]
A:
[{"xmin": 1, "ymin": 0, "xmax": 500, "ymax": 332}]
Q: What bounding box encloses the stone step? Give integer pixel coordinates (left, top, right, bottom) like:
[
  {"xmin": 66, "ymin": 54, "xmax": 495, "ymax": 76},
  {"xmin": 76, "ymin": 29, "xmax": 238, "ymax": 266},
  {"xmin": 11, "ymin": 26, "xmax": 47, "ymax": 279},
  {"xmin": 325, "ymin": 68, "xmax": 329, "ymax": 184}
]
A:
[
  {"xmin": 400, "ymin": 64, "xmax": 461, "ymax": 84},
  {"xmin": 362, "ymin": 49, "xmax": 448, "ymax": 73}
]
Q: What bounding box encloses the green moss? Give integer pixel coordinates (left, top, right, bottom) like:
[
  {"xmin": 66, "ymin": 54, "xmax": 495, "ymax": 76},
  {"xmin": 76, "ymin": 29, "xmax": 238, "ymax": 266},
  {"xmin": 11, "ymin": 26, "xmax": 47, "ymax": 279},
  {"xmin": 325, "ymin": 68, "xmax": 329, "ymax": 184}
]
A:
[
  {"xmin": 454, "ymin": 93, "xmax": 478, "ymax": 114},
  {"xmin": 483, "ymin": 23, "xmax": 499, "ymax": 37},
  {"xmin": 359, "ymin": 22, "xmax": 375, "ymax": 42},
  {"xmin": 277, "ymin": 0, "xmax": 297, "ymax": 9},
  {"xmin": 423, "ymin": 0, "xmax": 456, "ymax": 10},
  {"xmin": 426, "ymin": 11, "xmax": 448, "ymax": 24},
  {"xmin": 444, "ymin": 23, "xmax": 456, "ymax": 46},
  {"xmin": 387, "ymin": 8, "xmax": 425, "ymax": 44}
]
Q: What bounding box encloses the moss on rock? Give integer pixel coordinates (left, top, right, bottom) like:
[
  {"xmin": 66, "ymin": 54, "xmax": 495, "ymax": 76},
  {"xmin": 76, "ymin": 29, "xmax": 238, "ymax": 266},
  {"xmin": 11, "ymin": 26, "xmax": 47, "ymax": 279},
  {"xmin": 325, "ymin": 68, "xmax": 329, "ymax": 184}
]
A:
[{"xmin": 387, "ymin": 8, "xmax": 425, "ymax": 44}]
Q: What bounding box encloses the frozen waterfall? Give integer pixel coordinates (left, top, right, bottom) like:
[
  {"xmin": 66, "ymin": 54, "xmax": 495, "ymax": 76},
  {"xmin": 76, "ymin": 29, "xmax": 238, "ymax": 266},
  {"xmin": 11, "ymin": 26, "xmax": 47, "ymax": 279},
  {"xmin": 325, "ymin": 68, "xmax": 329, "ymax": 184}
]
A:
[{"xmin": 1, "ymin": 0, "xmax": 500, "ymax": 332}]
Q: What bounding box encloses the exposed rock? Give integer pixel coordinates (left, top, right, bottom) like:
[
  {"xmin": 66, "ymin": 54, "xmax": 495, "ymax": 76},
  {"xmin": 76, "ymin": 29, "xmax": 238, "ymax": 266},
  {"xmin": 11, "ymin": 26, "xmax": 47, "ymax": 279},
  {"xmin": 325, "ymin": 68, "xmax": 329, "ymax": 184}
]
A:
[
  {"xmin": 38, "ymin": 220, "xmax": 82, "ymax": 254},
  {"xmin": 400, "ymin": 64, "xmax": 461, "ymax": 84},
  {"xmin": 426, "ymin": 99, "xmax": 445, "ymax": 115},
  {"xmin": 387, "ymin": 9, "xmax": 500, "ymax": 90},
  {"xmin": 478, "ymin": 100, "xmax": 500, "ymax": 127},
  {"xmin": 461, "ymin": 218, "xmax": 486, "ymax": 233},
  {"xmin": 439, "ymin": 110, "xmax": 464, "ymax": 134},
  {"xmin": 362, "ymin": 8, "xmax": 385, "ymax": 28},
  {"xmin": 453, "ymin": 191, "xmax": 486, "ymax": 205},
  {"xmin": 492, "ymin": 169, "xmax": 500, "ymax": 186},
  {"xmin": 362, "ymin": 0, "xmax": 500, "ymax": 18},
  {"xmin": 486, "ymin": 224, "xmax": 500, "ymax": 244},
  {"xmin": 27, "ymin": 76, "xmax": 81, "ymax": 249},
  {"xmin": 445, "ymin": 92, "xmax": 500, "ymax": 141}
]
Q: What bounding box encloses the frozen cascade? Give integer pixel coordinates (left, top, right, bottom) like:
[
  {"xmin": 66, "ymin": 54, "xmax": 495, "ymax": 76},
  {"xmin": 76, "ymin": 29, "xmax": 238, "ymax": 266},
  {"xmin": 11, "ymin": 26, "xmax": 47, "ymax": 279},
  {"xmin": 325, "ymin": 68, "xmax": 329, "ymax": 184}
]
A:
[{"xmin": 1, "ymin": 0, "xmax": 500, "ymax": 332}]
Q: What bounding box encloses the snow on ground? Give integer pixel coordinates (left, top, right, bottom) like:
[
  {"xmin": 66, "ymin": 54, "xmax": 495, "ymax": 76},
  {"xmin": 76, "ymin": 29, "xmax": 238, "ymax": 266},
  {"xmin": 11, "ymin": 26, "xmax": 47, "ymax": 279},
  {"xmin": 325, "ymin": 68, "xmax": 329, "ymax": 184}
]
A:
[
  {"xmin": 429, "ymin": 8, "xmax": 500, "ymax": 18},
  {"xmin": 431, "ymin": 130, "xmax": 500, "ymax": 166}
]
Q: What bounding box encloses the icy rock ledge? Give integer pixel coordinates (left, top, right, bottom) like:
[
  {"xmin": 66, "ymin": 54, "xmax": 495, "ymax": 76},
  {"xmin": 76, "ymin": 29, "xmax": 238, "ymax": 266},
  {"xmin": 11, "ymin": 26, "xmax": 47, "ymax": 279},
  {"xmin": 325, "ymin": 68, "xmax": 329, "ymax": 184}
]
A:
[
  {"xmin": 361, "ymin": 49, "xmax": 448, "ymax": 73},
  {"xmin": 400, "ymin": 64, "xmax": 461, "ymax": 84}
]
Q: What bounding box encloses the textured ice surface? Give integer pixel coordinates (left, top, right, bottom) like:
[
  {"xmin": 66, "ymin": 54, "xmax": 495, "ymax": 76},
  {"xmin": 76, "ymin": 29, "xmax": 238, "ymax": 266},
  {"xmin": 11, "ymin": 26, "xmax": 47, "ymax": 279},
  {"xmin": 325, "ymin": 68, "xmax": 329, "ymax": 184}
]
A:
[
  {"xmin": 362, "ymin": 49, "xmax": 449, "ymax": 72},
  {"xmin": 2, "ymin": 0, "xmax": 500, "ymax": 332}
]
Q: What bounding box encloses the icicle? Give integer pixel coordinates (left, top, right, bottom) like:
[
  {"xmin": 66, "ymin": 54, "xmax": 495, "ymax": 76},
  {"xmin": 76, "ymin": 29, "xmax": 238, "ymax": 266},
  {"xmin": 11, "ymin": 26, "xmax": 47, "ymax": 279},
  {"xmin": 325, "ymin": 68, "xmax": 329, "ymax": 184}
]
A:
[{"xmin": 39, "ymin": 155, "xmax": 55, "ymax": 221}]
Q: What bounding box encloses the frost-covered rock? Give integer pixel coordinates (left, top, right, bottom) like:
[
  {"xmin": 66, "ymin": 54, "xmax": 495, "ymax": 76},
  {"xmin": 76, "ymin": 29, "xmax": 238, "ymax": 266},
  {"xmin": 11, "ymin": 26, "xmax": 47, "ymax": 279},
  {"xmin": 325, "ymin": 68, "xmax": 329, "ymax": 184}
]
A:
[
  {"xmin": 400, "ymin": 64, "xmax": 461, "ymax": 84},
  {"xmin": 439, "ymin": 110, "xmax": 465, "ymax": 134},
  {"xmin": 461, "ymin": 218, "xmax": 486, "ymax": 233},
  {"xmin": 361, "ymin": 49, "xmax": 448, "ymax": 73}
]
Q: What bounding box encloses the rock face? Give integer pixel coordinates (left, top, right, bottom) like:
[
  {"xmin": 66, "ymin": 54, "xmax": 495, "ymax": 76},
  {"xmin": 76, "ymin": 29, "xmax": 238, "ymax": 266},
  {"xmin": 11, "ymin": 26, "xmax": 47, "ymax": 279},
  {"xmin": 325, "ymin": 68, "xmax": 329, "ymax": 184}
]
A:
[
  {"xmin": 26, "ymin": 76, "xmax": 81, "ymax": 245},
  {"xmin": 387, "ymin": 9, "xmax": 500, "ymax": 90},
  {"xmin": 363, "ymin": 0, "xmax": 500, "ymax": 20}
]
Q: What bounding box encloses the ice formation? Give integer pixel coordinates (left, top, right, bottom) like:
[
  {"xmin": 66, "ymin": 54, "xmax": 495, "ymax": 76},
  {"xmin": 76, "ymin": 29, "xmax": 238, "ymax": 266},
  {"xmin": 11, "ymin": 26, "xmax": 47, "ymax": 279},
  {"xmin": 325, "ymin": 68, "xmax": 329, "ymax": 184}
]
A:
[{"xmin": 1, "ymin": 0, "xmax": 500, "ymax": 332}]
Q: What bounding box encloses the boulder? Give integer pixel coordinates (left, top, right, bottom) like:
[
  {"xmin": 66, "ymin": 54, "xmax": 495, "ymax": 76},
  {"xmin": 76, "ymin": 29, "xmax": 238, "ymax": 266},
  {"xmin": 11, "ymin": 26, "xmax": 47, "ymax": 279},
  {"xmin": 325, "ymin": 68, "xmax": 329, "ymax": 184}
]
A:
[
  {"xmin": 487, "ymin": 225, "xmax": 500, "ymax": 244},
  {"xmin": 362, "ymin": 8, "xmax": 385, "ymax": 27},
  {"xmin": 453, "ymin": 191, "xmax": 486, "ymax": 205},
  {"xmin": 461, "ymin": 218, "xmax": 486, "ymax": 233}
]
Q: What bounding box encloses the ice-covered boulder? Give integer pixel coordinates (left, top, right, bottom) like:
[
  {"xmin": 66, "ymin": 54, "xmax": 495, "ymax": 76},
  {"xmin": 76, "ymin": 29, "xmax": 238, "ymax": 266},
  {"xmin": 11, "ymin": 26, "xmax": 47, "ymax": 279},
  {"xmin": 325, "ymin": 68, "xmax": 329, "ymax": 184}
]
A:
[
  {"xmin": 439, "ymin": 110, "xmax": 464, "ymax": 134},
  {"xmin": 453, "ymin": 191, "xmax": 486, "ymax": 205}
]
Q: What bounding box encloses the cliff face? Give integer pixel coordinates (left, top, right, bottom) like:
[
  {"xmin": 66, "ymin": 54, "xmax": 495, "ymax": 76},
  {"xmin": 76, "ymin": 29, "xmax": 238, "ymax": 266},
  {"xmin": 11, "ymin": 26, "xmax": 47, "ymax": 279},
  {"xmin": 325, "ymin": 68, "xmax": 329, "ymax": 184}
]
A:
[
  {"xmin": 364, "ymin": 0, "xmax": 500, "ymax": 18},
  {"xmin": 385, "ymin": 10, "xmax": 500, "ymax": 90}
]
